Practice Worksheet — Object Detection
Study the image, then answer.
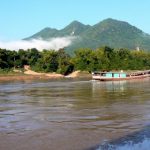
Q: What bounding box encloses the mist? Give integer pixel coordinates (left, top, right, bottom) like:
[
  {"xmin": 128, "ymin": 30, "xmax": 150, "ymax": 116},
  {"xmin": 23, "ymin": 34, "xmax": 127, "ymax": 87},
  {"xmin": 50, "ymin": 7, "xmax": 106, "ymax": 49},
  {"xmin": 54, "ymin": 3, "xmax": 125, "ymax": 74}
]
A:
[{"xmin": 0, "ymin": 36, "xmax": 76, "ymax": 51}]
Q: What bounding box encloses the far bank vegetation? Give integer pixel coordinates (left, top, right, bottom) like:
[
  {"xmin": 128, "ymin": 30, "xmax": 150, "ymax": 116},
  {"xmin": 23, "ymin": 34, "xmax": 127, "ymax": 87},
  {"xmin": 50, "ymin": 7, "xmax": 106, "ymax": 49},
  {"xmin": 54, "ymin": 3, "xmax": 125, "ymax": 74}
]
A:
[{"xmin": 1, "ymin": 46, "xmax": 150, "ymax": 75}]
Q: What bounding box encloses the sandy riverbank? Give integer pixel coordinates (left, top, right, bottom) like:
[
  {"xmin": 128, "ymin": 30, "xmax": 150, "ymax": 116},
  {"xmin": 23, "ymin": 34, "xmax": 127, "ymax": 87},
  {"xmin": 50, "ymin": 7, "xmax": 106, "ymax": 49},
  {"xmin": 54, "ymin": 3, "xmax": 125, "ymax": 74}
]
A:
[{"xmin": 0, "ymin": 70, "xmax": 91, "ymax": 82}]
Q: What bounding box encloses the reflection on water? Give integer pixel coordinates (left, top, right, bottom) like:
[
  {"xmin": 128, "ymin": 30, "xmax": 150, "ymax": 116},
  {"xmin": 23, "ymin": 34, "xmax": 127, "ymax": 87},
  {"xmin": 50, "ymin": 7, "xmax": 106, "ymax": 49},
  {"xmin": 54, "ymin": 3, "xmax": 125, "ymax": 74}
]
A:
[
  {"xmin": 96, "ymin": 126, "xmax": 150, "ymax": 150},
  {"xmin": 97, "ymin": 138, "xmax": 150, "ymax": 150},
  {"xmin": 92, "ymin": 80, "xmax": 127, "ymax": 92},
  {"xmin": 1, "ymin": 79, "xmax": 150, "ymax": 149}
]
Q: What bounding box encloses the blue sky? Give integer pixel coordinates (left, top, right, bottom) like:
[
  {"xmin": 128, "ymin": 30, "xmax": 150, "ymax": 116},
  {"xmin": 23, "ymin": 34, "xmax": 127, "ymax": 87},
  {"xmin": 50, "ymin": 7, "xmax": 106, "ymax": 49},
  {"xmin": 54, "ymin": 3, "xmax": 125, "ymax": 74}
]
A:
[{"xmin": 0, "ymin": 0, "xmax": 150, "ymax": 40}]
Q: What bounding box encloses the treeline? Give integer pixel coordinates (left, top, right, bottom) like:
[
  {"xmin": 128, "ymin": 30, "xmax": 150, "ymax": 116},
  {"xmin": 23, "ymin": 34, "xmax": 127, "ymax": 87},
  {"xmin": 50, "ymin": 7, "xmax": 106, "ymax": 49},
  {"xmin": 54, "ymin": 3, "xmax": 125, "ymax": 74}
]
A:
[{"xmin": 1, "ymin": 46, "xmax": 150, "ymax": 75}]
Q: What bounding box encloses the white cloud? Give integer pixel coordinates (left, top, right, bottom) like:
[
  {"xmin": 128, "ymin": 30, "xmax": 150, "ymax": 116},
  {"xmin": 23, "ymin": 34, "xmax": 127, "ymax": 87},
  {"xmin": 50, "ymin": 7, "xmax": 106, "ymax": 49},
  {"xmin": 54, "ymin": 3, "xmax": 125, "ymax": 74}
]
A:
[{"xmin": 0, "ymin": 36, "xmax": 76, "ymax": 51}]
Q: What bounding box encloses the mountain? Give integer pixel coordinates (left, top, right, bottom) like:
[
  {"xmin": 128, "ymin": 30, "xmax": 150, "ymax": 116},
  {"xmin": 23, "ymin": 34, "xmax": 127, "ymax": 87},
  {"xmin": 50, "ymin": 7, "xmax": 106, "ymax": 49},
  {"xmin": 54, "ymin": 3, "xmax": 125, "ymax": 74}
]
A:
[
  {"xmin": 26, "ymin": 27, "xmax": 58, "ymax": 39},
  {"xmin": 25, "ymin": 21, "xmax": 90, "ymax": 40},
  {"xmin": 25, "ymin": 18, "xmax": 150, "ymax": 52},
  {"xmin": 58, "ymin": 20, "xmax": 91, "ymax": 36}
]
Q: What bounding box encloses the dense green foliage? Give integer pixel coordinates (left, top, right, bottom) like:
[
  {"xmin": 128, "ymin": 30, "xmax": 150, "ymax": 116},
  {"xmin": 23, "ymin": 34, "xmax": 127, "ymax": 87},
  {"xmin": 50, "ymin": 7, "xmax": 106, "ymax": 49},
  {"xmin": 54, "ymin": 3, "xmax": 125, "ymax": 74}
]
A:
[
  {"xmin": 72, "ymin": 47, "xmax": 150, "ymax": 71},
  {"xmin": 0, "ymin": 48, "xmax": 74, "ymax": 75},
  {"xmin": 25, "ymin": 18, "xmax": 150, "ymax": 52},
  {"xmin": 1, "ymin": 47, "xmax": 150, "ymax": 74}
]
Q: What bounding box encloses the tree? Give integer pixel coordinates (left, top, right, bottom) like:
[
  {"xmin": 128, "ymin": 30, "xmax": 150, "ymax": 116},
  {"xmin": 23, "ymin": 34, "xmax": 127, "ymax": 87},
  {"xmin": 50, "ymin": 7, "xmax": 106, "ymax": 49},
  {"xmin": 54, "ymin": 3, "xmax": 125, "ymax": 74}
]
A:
[
  {"xmin": 73, "ymin": 48, "xmax": 93, "ymax": 71},
  {"xmin": 33, "ymin": 50, "xmax": 59, "ymax": 72},
  {"xmin": 57, "ymin": 49, "xmax": 73, "ymax": 75},
  {"xmin": 0, "ymin": 49, "xmax": 8, "ymax": 69},
  {"xmin": 27, "ymin": 48, "xmax": 41, "ymax": 66}
]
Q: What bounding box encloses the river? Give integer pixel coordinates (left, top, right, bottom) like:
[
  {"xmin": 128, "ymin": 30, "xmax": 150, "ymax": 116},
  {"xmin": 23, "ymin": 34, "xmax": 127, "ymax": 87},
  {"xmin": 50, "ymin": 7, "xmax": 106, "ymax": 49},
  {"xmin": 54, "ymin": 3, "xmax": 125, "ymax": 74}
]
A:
[{"xmin": 0, "ymin": 78, "xmax": 150, "ymax": 150}]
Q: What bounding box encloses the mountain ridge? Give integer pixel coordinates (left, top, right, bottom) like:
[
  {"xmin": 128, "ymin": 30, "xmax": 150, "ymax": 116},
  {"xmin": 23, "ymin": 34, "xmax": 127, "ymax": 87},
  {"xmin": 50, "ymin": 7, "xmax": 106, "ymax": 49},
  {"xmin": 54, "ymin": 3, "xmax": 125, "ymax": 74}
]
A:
[{"xmin": 25, "ymin": 18, "xmax": 150, "ymax": 51}]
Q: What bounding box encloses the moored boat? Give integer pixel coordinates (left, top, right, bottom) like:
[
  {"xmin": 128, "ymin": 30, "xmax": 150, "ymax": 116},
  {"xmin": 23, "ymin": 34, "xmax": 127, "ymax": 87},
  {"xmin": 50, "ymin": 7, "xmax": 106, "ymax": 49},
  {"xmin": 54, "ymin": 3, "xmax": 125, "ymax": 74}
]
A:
[{"xmin": 92, "ymin": 70, "xmax": 150, "ymax": 81}]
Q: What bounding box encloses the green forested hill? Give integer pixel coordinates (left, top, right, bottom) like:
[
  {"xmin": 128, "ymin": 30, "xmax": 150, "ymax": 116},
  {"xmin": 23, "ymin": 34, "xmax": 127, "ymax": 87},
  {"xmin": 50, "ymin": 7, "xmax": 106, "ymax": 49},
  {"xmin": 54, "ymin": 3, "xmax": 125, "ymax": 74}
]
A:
[
  {"xmin": 25, "ymin": 20, "xmax": 90, "ymax": 39},
  {"xmin": 25, "ymin": 18, "xmax": 150, "ymax": 51}
]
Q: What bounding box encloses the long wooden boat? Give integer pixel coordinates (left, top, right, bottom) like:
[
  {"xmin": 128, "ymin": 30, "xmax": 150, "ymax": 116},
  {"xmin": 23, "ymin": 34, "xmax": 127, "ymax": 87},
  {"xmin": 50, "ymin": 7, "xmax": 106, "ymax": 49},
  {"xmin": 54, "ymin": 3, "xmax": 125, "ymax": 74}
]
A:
[{"xmin": 92, "ymin": 70, "xmax": 150, "ymax": 81}]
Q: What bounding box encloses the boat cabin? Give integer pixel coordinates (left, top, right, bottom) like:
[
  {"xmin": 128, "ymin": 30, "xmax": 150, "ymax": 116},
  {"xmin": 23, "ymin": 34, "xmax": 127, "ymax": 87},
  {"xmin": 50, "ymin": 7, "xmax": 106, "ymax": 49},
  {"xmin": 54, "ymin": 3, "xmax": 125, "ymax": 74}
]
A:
[{"xmin": 92, "ymin": 72, "xmax": 127, "ymax": 78}]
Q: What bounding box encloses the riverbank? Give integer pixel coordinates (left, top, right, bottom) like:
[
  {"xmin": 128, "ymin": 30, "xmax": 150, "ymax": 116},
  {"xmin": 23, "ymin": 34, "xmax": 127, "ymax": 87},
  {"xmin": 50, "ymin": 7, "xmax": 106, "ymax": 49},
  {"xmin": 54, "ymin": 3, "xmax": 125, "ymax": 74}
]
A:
[{"xmin": 0, "ymin": 70, "xmax": 91, "ymax": 82}]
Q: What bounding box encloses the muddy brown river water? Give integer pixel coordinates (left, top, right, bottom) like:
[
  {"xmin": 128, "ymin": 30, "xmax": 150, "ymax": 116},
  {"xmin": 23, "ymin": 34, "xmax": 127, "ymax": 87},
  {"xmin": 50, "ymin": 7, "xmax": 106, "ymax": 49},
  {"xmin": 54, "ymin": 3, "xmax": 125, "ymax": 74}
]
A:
[{"xmin": 1, "ymin": 79, "xmax": 150, "ymax": 150}]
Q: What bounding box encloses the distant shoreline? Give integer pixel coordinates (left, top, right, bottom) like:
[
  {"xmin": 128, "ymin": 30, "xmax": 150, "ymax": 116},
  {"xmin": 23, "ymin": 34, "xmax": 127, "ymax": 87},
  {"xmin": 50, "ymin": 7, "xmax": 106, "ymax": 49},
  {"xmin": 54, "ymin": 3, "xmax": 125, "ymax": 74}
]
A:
[
  {"xmin": 0, "ymin": 74, "xmax": 60, "ymax": 82},
  {"xmin": 0, "ymin": 70, "xmax": 91, "ymax": 82}
]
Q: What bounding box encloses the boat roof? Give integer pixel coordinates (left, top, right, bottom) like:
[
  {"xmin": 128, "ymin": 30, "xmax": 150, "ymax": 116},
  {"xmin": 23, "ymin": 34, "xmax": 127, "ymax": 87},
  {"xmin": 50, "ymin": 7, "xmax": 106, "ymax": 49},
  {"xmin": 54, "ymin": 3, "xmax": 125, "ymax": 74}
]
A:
[
  {"xmin": 93, "ymin": 71, "xmax": 126, "ymax": 74},
  {"xmin": 93, "ymin": 70, "xmax": 150, "ymax": 75}
]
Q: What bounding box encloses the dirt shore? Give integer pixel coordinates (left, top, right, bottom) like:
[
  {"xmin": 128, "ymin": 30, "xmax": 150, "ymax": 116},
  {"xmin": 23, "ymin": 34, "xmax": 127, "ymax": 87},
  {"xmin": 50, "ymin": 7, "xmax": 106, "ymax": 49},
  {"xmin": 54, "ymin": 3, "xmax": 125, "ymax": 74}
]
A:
[
  {"xmin": 0, "ymin": 70, "xmax": 91, "ymax": 82},
  {"xmin": 0, "ymin": 75, "xmax": 48, "ymax": 82}
]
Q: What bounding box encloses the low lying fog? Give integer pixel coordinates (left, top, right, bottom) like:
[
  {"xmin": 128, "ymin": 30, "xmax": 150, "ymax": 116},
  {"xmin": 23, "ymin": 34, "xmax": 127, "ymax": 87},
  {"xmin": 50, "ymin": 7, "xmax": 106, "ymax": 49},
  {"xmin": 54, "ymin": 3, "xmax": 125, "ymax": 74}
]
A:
[{"xmin": 0, "ymin": 36, "xmax": 76, "ymax": 50}]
